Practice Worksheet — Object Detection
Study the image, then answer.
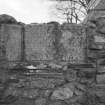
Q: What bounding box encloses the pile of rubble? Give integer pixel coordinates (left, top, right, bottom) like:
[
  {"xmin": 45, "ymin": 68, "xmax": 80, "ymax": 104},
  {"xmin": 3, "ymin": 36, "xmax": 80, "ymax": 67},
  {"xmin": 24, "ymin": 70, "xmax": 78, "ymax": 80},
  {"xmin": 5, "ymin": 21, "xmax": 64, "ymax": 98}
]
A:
[{"xmin": 0, "ymin": 62, "xmax": 104, "ymax": 105}]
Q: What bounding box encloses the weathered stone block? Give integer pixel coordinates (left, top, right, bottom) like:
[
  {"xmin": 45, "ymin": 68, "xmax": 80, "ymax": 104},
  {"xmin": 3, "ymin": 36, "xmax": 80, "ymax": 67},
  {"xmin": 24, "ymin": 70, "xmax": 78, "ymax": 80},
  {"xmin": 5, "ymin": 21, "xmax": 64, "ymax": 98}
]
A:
[
  {"xmin": 98, "ymin": 66, "xmax": 105, "ymax": 73},
  {"xmin": 64, "ymin": 70, "xmax": 77, "ymax": 82},
  {"xmin": 61, "ymin": 27, "xmax": 86, "ymax": 63},
  {"xmin": 51, "ymin": 87, "xmax": 73, "ymax": 100},
  {"xmin": 90, "ymin": 84, "xmax": 105, "ymax": 98},
  {"xmin": 35, "ymin": 97, "xmax": 46, "ymax": 105},
  {"xmin": 0, "ymin": 24, "xmax": 22, "ymax": 61},
  {"xmin": 96, "ymin": 74, "xmax": 105, "ymax": 83},
  {"xmin": 22, "ymin": 89, "xmax": 39, "ymax": 98}
]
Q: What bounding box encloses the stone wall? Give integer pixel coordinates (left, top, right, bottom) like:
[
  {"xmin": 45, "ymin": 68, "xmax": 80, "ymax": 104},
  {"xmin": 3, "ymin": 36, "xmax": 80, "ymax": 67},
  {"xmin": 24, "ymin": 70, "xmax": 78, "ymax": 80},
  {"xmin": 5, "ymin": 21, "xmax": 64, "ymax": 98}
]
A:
[
  {"xmin": 84, "ymin": 0, "xmax": 105, "ymax": 24},
  {"xmin": 61, "ymin": 23, "xmax": 86, "ymax": 63},
  {"xmin": 25, "ymin": 23, "xmax": 86, "ymax": 63},
  {"xmin": 0, "ymin": 22, "xmax": 86, "ymax": 64},
  {"xmin": 0, "ymin": 24, "xmax": 22, "ymax": 61},
  {"xmin": 25, "ymin": 24, "xmax": 52, "ymax": 61}
]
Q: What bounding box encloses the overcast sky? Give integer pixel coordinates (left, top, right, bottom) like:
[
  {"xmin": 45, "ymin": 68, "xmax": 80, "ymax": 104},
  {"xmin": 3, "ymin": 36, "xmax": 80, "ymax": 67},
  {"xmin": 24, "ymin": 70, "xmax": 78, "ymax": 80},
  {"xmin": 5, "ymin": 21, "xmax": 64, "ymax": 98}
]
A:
[{"xmin": 0, "ymin": 0, "xmax": 56, "ymax": 24}]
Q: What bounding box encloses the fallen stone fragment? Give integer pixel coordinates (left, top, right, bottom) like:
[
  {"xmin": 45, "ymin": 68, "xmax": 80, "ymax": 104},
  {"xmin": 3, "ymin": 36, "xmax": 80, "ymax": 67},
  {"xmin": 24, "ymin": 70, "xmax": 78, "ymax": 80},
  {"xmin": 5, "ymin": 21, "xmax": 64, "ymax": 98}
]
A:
[
  {"xmin": 35, "ymin": 97, "xmax": 46, "ymax": 105},
  {"xmin": 43, "ymin": 89, "xmax": 53, "ymax": 97},
  {"xmin": 22, "ymin": 89, "xmax": 39, "ymax": 98},
  {"xmin": 51, "ymin": 87, "xmax": 73, "ymax": 100},
  {"xmin": 5, "ymin": 86, "xmax": 19, "ymax": 96},
  {"xmin": 29, "ymin": 79, "xmax": 55, "ymax": 89},
  {"xmin": 0, "ymin": 95, "xmax": 18, "ymax": 104},
  {"xmin": 74, "ymin": 82, "xmax": 86, "ymax": 91},
  {"xmin": 79, "ymin": 77, "xmax": 94, "ymax": 84},
  {"xmin": 64, "ymin": 70, "xmax": 77, "ymax": 82},
  {"xmin": 96, "ymin": 74, "xmax": 105, "ymax": 83},
  {"xmin": 63, "ymin": 82, "xmax": 75, "ymax": 92},
  {"xmin": 74, "ymin": 89, "xmax": 83, "ymax": 96},
  {"xmin": 98, "ymin": 66, "xmax": 105, "ymax": 73},
  {"xmin": 37, "ymin": 63, "xmax": 47, "ymax": 69},
  {"xmin": 52, "ymin": 79, "xmax": 65, "ymax": 86},
  {"xmin": 26, "ymin": 64, "xmax": 37, "ymax": 69},
  {"xmin": 48, "ymin": 62, "xmax": 62, "ymax": 69},
  {"xmin": 38, "ymin": 89, "xmax": 53, "ymax": 98}
]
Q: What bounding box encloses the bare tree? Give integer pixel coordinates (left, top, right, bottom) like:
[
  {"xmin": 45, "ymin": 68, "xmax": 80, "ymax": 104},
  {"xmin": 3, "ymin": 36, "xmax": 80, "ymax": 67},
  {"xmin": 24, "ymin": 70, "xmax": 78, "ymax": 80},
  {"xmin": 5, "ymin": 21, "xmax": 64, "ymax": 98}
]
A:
[{"xmin": 50, "ymin": 0, "xmax": 87, "ymax": 23}]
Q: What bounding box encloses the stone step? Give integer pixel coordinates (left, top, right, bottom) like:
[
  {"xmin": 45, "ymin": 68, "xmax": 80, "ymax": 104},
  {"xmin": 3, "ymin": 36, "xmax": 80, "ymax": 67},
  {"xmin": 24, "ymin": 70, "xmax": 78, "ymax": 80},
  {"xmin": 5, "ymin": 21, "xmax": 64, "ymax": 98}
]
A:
[
  {"xmin": 19, "ymin": 73, "xmax": 64, "ymax": 79},
  {"xmin": 67, "ymin": 63, "xmax": 94, "ymax": 68}
]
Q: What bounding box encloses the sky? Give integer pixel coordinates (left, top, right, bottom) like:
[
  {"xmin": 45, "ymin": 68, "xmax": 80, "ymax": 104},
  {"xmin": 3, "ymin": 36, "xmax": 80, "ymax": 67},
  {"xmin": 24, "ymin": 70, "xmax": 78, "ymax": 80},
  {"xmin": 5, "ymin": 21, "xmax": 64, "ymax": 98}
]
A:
[{"xmin": 0, "ymin": 0, "xmax": 56, "ymax": 24}]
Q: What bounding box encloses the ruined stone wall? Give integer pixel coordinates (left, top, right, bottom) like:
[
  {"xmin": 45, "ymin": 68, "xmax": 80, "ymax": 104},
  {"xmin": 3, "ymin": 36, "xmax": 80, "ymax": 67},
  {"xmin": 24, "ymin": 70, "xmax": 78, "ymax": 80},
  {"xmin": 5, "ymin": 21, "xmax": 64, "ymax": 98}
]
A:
[
  {"xmin": 83, "ymin": 0, "xmax": 105, "ymax": 24},
  {"xmin": 0, "ymin": 24, "xmax": 22, "ymax": 61},
  {"xmin": 25, "ymin": 23, "xmax": 86, "ymax": 63},
  {"xmin": 25, "ymin": 24, "xmax": 52, "ymax": 61},
  {"xmin": 61, "ymin": 23, "xmax": 86, "ymax": 63},
  {"xmin": 0, "ymin": 22, "xmax": 86, "ymax": 63}
]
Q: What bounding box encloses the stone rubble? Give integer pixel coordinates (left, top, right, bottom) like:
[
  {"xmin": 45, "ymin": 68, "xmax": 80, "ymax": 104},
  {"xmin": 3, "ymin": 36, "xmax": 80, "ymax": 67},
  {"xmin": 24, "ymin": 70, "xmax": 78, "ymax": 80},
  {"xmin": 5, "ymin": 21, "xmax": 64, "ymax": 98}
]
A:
[{"xmin": 0, "ymin": 65, "xmax": 98, "ymax": 105}]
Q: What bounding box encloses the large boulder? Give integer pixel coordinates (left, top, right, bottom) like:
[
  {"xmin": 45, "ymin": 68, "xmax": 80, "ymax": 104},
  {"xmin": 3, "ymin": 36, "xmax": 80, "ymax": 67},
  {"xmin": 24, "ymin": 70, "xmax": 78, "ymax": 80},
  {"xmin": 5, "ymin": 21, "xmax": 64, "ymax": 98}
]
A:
[{"xmin": 51, "ymin": 87, "xmax": 73, "ymax": 100}]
